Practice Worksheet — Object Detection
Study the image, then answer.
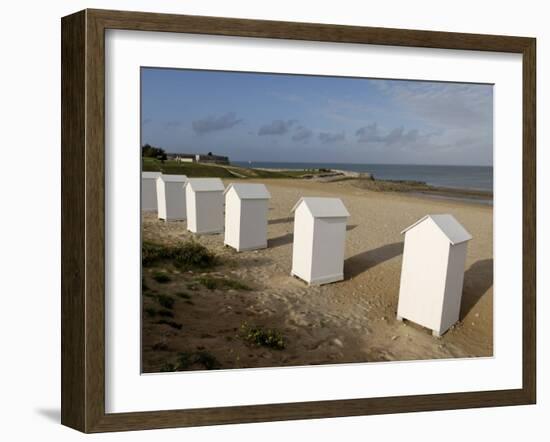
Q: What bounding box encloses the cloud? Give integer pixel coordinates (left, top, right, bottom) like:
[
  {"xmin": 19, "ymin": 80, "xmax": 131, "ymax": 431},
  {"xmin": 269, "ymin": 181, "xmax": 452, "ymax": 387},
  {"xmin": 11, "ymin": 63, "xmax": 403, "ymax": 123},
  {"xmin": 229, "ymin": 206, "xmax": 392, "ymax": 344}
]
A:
[
  {"xmin": 318, "ymin": 131, "xmax": 345, "ymax": 144},
  {"xmin": 320, "ymin": 98, "xmax": 378, "ymax": 125},
  {"xmin": 258, "ymin": 119, "xmax": 296, "ymax": 136},
  {"xmin": 165, "ymin": 120, "xmax": 184, "ymax": 128},
  {"xmin": 192, "ymin": 112, "xmax": 242, "ymax": 134},
  {"xmin": 372, "ymin": 81, "xmax": 493, "ymax": 129},
  {"xmin": 292, "ymin": 126, "xmax": 313, "ymax": 142},
  {"xmin": 355, "ymin": 123, "xmax": 383, "ymax": 143},
  {"xmin": 356, "ymin": 123, "xmax": 420, "ymax": 146}
]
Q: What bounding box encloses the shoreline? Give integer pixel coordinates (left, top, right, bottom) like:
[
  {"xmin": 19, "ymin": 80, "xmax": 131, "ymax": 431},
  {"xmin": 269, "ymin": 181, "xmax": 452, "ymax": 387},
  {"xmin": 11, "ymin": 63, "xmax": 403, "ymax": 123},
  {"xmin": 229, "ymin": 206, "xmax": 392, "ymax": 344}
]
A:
[
  {"xmin": 255, "ymin": 166, "xmax": 493, "ymax": 204},
  {"xmin": 143, "ymin": 157, "xmax": 493, "ymax": 205}
]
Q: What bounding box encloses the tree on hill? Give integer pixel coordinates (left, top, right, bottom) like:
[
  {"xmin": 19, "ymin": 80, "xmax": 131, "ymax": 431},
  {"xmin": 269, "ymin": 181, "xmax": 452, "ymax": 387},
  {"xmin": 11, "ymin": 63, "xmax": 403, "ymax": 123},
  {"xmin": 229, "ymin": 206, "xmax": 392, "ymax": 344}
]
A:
[{"xmin": 142, "ymin": 144, "xmax": 167, "ymax": 161}]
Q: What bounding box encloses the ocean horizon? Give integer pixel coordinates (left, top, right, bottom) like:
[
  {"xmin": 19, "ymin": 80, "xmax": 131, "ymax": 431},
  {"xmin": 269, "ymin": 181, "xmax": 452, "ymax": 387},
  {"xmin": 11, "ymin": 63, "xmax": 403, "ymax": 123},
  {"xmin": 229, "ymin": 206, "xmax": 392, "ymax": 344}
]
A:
[{"xmin": 234, "ymin": 161, "xmax": 493, "ymax": 192}]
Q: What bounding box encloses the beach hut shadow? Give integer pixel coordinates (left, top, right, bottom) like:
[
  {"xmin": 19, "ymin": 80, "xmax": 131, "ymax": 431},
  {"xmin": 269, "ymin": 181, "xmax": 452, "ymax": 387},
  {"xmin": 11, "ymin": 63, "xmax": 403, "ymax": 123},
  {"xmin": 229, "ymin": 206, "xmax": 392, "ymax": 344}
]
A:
[
  {"xmin": 268, "ymin": 225, "xmax": 357, "ymax": 249},
  {"xmin": 460, "ymin": 258, "xmax": 493, "ymax": 319},
  {"xmin": 268, "ymin": 216, "xmax": 292, "ymax": 225},
  {"xmin": 268, "ymin": 233, "xmax": 294, "ymax": 248},
  {"xmin": 344, "ymin": 242, "xmax": 404, "ymax": 279}
]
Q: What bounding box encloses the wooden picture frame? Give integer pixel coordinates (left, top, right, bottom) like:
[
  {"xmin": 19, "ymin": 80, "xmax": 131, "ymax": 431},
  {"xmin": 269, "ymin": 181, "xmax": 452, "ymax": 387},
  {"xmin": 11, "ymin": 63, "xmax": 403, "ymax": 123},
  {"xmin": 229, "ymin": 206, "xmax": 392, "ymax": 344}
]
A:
[{"xmin": 61, "ymin": 8, "xmax": 536, "ymax": 433}]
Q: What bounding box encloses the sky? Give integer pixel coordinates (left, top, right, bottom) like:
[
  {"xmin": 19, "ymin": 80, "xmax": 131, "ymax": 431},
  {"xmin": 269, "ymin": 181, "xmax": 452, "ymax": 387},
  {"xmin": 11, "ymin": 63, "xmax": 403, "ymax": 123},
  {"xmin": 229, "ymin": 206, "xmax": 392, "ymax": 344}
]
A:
[{"xmin": 141, "ymin": 68, "xmax": 493, "ymax": 166}]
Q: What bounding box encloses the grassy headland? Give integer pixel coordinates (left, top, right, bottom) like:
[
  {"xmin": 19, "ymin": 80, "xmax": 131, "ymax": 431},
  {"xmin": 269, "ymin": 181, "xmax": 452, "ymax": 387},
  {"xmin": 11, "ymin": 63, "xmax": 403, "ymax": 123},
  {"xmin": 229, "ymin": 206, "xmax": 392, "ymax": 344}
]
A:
[{"xmin": 142, "ymin": 157, "xmax": 321, "ymax": 179}]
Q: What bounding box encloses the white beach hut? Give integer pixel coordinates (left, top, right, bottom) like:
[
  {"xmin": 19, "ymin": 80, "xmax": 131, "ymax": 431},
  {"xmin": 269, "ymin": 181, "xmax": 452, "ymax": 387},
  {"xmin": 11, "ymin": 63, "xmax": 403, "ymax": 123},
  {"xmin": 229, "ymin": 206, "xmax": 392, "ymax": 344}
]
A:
[
  {"xmin": 291, "ymin": 197, "xmax": 350, "ymax": 285},
  {"xmin": 184, "ymin": 178, "xmax": 225, "ymax": 234},
  {"xmin": 224, "ymin": 183, "xmax": 271, "ymax": 251},
  {"xmin": 156, "ymin": 174, "xmax": 188, "ymax": 221},
  {"xmin": 397, "ymin": 214, "xmax": 473, "ymax": 337},
  {"xmin": 142, "ymin": 171, "xmax": 162, "ymax": 211}
]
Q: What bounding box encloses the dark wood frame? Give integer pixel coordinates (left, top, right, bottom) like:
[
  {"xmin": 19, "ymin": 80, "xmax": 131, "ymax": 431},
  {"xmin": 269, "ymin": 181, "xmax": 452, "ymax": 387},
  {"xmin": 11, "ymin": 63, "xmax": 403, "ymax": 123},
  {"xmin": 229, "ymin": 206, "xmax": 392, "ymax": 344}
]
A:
[{"xmin": 61, "ymin": 8, "xmax": 536, "ymax": 433}]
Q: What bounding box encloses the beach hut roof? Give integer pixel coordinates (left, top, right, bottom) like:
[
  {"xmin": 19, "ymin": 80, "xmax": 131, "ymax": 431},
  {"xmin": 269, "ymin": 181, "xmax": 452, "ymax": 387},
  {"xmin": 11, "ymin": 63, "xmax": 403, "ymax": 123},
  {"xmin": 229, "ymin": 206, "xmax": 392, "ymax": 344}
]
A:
[
  {"xmin": 184, "ymin": 178, "xmax": 225, "ymax": 192},
  {"xmin": 224, "ymin": 183, "xmax": 271, "ymax": 199},
  {"xmin": 158, "ymin": 174, "xmax": 187, "ymax": 182},
  {"xmin": 401, "ymin": 214, "xmax": 472, "ymax": 245},
  {"xmin": 291, "ymin": 197, "xmax": 350, "ymax": 218},
  {"xmin": 142, "ymin": 171, "xmax": 162, "ymax": 178}
]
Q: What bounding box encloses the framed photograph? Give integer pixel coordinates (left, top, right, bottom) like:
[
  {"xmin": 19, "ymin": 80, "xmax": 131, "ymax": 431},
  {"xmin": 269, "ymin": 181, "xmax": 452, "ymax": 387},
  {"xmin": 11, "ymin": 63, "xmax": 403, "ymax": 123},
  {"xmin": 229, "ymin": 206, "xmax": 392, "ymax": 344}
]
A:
[{"xmin": 61, "ymin": 9, "xmax": 536, "ymax": 433}]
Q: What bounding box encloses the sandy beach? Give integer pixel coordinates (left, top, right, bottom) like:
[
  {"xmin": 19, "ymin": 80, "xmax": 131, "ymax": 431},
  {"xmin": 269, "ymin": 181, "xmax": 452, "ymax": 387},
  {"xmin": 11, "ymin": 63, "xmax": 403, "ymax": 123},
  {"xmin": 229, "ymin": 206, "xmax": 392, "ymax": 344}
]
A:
[{"xmin": 141, "ymin": 178, "xmax": 493, "ymax": 372}]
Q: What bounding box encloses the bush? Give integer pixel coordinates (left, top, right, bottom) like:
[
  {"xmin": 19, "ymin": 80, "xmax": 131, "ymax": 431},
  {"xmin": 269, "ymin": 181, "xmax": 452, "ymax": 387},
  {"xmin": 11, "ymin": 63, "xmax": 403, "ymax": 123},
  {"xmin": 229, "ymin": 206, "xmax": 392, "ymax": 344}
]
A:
[
  {"xmin": 197, "ymin": 276, "xmax": 251, "ymax": 291},
  {"xmin": 240, "ymin": 323, "xmax": 286, "ymax": 350},
  {"xmin": 160, "ymin": 351, "xmax": 221, "ymax": 372},
  {"xmin": 152, "ymin": 271, "xmax": 171, "ymax": 283},
  {"xmin": 142, "ymin": 144, "xmax": 167, "ymax": 160},
  {"xmin": 223, "ymin": 279, "xmax": 252, "ymax": 291},
  {"xmin": 144, "ymin": 307, "xmax": 157, "ymax": 318},
  {"xmin": 152, "ymin": 342, "xmax": 169, "ymax": 351},
  {"xmin": 159, "ymin": 362, "xmax": 176, "ymax": 372},
  {"xmin": 157, "ymin": 309, "xmax": 174, "ymax": 318},
  {"xmin": 155, "ymin": 319, "xmax": 182, "ymax": 330},
  {"xmin": 155, "ymin": 294, "xmax": 175, "ymax": 309},
  {"xmin": 193, "ymin": 351, "xmax": 221, "ymax": 370},
  {"xmin": 142, "ymin": 241, "xmax": 217, "ymax": 269}
]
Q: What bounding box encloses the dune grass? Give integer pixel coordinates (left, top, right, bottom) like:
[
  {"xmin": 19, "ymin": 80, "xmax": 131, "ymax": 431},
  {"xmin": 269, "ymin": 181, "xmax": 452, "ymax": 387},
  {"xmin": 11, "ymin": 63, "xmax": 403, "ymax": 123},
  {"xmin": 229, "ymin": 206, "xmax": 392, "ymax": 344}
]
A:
[
  {"xmin": 240, "ymin": 323, "xmax": 286, "ymax": 350},
  {"xmin": 197, "ymin": 276, "xmax": 251, "ymax": 291},
  {"xmin": 142, "ymin": 241, "xmax": 217, "ymax": 270},
  {"xmin": 154, "ymin": 294, "xmax": 175, "ymax": 309},
  {"xmin": 155, "ymin": 319, "xmax": 182, "ymax": 330},
  {"xmin": 151, "ymin": 271, "xmax": 171, "ymax": 283},
  {"xmin": 159, "ymin": 351, "xmax": 221, "ymax": 372}
]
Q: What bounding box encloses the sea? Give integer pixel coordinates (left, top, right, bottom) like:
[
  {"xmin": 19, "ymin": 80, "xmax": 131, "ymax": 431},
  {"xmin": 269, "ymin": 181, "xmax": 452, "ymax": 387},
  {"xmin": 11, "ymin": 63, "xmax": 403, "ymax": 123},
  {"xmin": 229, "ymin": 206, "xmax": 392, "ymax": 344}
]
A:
[{"xmin": 234, "ymin": 162, "xmax": 493, "ymax": 192}]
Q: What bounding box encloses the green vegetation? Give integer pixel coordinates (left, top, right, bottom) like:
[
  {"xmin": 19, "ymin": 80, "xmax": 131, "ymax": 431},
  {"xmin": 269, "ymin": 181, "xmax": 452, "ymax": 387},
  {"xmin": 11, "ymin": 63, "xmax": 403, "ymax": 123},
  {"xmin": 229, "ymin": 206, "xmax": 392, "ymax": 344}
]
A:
[
  {"xmin": 197, "ymin": 276, "xmax": 251, "ymax": 291},
  {"xmin": 159, "ymin": 351, "xmax": 221, "ymax": 372},
  {"xmin": 142, "ymin": 241, "xmax": 217, "ymax": 269},
  {"xmin": 157, "ymin": 309, "xmax": 174, "ymax": 318},
  {"xmin": 159, "ymin": 362, "xmax": 176, "ymax": 372},
  {"xmin": 142, "ymin": 144, "xmax": 167, "ymax": 161},
  {"xmin": 143, "ymin": 157, "xmax": 235, "ymax": 178},
  {"xmin": 142, "ymin": 157, "xmax": 328, "ymax": 179},
  {"xmin": 146, "ymin": 306, "xmax": 174, "ymax": 318},
  {"xmin": 144, "ymin": 307, "xmax": 158, "ymax": 318},
  {"xmin": 152, "ymin": 271, "xmax": 171, "ymax": 284},
  {"xmin": 240, "ymin": 323, "xmax": 286, "ymax": 350},
  {"xmin": 155, "ymin": 319, "xmax": 182, "ymax": 330},
  {"xmin": 155, "ymin": 294, "xmax": 175, "ymax": 309},
  {"xmin": 152, "ymin": 342, "xmax": 169, "ymax": 351}
]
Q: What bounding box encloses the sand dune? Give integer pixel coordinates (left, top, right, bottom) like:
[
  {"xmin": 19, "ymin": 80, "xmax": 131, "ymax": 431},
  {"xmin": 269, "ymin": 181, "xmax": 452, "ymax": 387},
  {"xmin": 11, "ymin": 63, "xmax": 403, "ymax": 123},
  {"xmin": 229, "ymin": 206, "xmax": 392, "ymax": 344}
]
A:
[{"xmin": 142, "ymin": 179, "xmax": 493, "ymax": 372}]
